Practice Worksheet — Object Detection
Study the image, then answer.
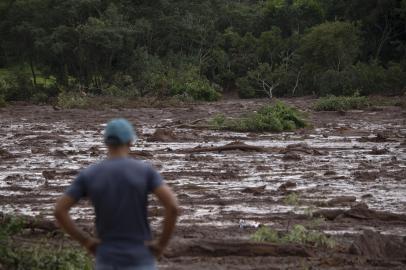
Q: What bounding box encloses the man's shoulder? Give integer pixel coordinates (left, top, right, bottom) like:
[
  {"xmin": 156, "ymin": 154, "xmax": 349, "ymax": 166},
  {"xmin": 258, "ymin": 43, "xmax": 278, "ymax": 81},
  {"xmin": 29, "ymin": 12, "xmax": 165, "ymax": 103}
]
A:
[{"xmin": 79, "ymin": 158, "xmax": 154, "ymax": 177}]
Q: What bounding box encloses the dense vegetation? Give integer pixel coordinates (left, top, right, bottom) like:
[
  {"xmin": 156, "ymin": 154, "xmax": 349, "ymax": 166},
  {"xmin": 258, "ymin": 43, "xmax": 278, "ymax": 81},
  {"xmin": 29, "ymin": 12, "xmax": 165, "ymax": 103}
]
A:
[
  {"xmin": 0, "ymin": 217, "xmax": 92, "ymax": 269},
  {"xmin": 313, "ymin": 94, "xmax": 371, "ymax": 111},
  {"xmin": 1, "ymin": 0, "xmax": 406, "ymax": 105},
  {"xmin": 210, "ymin": 101, "xmax": 306, "ymax": 132}
]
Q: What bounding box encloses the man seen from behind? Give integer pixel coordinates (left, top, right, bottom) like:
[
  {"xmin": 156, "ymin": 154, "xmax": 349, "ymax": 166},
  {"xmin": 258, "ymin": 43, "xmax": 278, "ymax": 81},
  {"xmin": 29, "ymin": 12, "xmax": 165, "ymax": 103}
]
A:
[{"xmin": 54, "ymin": 118, "xmax": 179, "ymax": 270}]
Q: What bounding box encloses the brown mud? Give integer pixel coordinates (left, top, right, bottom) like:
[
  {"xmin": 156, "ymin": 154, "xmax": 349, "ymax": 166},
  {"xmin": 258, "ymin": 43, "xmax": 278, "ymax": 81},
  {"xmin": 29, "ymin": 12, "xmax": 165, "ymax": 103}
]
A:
[{"xmin": 1, "ymin": 98, "xmax": 406, "ymax": 269}]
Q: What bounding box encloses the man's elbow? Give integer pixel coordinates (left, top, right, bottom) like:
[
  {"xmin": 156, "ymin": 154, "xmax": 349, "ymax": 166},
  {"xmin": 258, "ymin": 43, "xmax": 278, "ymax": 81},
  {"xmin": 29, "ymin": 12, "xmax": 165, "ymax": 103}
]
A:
[{"xmin": 53, "ymin": 207, "xmax": 62, "ymax": 220}]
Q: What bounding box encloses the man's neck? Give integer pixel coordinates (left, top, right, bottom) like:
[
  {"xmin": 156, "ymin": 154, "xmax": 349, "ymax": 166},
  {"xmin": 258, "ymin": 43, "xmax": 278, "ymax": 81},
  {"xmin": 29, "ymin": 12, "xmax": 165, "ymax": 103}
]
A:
[
  {"xmin": 108, "ymin": 152, "xmax": 128, "ymax": 159},
  {"xmin": 107, "ymin": 145, "xmax": 130, "ymax": 159}
]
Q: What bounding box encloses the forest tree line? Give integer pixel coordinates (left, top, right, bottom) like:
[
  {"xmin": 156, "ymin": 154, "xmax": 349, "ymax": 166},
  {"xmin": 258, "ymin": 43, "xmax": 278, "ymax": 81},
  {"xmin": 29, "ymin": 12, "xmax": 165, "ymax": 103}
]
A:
[{"xmin": 0, "ymin": 0, "xmax": 406, "ymax": 104}]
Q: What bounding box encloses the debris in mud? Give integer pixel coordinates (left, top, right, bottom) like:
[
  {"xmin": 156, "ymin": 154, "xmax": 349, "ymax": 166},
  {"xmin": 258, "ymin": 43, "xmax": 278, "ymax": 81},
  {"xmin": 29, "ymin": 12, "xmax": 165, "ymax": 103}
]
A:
[
  {"xmin": 280, "ymin": 143, "xmax": 325, "ymax": 155},
  {"xmin": 278, "ymin": 181, "xmax": 297, "ymax": 191},
  {"xmin": 42, "ymin": 170, "xmax": 57, "ymax": 180},
  {"xmin": 370, "ymin": 146, "xmax": 389, "ymax": 155},
  {"xmin": 3, "ymin": 174, "xmax": 24, "ymax": 184},
  {"xmin": 303, "ymin": 172, "xmax": 316, "ymax": 178},
  {"xmin": 89, "ymin": 146, "xmax": 102, "ymax": 156},
  {"xmin": 357, "ymin": 133, "xmax": 392, "ymax": 143},
  {"xmin": 282, "ymin": 152, "xmax": 301, "ymax": 161},
  {"xmin": 357, "ymin": 161, "xmax": 375, "ymax": 169},
  {"xmin": 350, "ymin": 230, "xmax": 406, "ymax": 259},
  {"xmin": 317, "ymin": 196, "xmax": 356, "ymax": 207},
  {"xmin": 184, "ymin": 154, "xmax": 214, "ymax": 162},
  {"xmin": 130, "ymin": 150, "xmax": 153, "ymax": 158},
  {"xmin": 315, "ymin": 203, "xmax": 406, "ymax": 222},
  {"xmin": 0, "ymin": 148, "xmax": 14, "ymax": 159},
  {"xmin": 324, "ymin": 171, "xmax": 336, "ymax": 176},
  {"xmin": 32, "ymin": 134, "xmax": 66, "ymax": 143},
  {"xmin": 182, "ymin": 141, "xmax": 265, "ymax": 153},
  {"xmin": 31, "ymin": 147, "xmax": 46, "ymax": 154},
  {"xmin": 241, "ymin": 185, "xmax": 266, "ymax": 195},
  {"xmin": 238, "ymin": 219, "xmax": 261, "ymax": 229},
  {"xmin": 53, "ymin": 149, "xmax": 68, "ymax": 157},
  {"xmin": 353, "ymin": 170, "xmax": 379, "ymax": 181},
  {"xmin": 147, "ymin": 128, "xmax": 177, "ymax": 142}
]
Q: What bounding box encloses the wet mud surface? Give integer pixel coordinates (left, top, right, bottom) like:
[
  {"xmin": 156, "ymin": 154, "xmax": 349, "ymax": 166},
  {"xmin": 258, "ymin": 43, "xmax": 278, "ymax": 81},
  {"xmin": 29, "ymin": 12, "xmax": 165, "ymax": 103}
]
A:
[{"xmin": 1, "ymin": 98, "xmax": 406, "ymax": 269}]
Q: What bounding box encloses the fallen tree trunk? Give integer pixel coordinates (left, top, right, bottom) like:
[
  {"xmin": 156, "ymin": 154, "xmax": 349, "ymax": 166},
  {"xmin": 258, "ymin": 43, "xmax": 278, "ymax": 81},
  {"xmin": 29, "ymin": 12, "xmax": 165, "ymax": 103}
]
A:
[
  {"xmin": 181, "ymin": 141, "xmax": 266, "ymax": 153},
  {"xmin": 130, "ymin": 150, "xmax": 154, "ymax": 158},
  {"xmin": 0, "ymin": 213, "xmax": 58, "ymax": 232},
  {"xmin": 166, "ymin": 239, "xmax": 314, "ymax": 257},
  {"xmin": 314, "ymin": 204, "xmax": 406, "ymax": 222}
]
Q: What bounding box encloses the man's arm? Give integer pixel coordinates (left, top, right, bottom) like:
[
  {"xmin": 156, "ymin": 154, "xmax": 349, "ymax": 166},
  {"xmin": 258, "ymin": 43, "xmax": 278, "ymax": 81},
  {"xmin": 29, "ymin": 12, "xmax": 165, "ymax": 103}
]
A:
[
  {"xmin": 150, "ymin": 184, "xmax": 180, "ymax": 257},
  {"xmin": 54, "ymin": 195, "xmax": 100, "ymax": 254}
]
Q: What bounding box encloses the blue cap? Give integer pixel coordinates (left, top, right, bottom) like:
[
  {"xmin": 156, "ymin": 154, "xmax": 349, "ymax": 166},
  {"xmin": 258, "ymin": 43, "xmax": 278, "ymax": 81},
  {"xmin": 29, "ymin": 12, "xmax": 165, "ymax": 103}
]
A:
[{"xmin": 104, "ymin": 118, "xmax": 137, "ymax": 145}]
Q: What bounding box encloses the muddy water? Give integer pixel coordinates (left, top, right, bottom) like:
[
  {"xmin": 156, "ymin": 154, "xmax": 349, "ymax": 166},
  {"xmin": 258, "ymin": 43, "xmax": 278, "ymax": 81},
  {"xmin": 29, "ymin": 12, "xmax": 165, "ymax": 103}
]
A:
[
  {"xmin": 1, "ymin": 103, "xmax": 406, "ymax": 269},
  {"xmin": 1, "ymin": 105, "xmax": 405, "ymax": 239}
]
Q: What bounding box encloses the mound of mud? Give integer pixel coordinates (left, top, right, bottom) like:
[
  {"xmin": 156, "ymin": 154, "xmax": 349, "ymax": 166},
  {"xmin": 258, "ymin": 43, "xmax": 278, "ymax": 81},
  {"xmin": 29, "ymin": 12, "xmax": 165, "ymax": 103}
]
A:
[
  {"xmin": 280, "ymin": 143, "xmax": 325, "ymax": 155},
  {"xmin": 182, "ymin": 141, "xmax": 264, "ymax": 153},
  {"xmin": 130, "ymin": 150, "xmax": 154, "ymax": 158},
  {"xmin": 316, "ymin": 196, "xmax": 357, "ymax": 207},
  {"xmin": 357, "ymin": 133, "xmax": 393, "ymax": 143},
  {"xmin": 167, "ymin": 239, "xmax": 314, "ymax": 258},
  {"xmin": 315, "ymin": 203, "xmax": 406, "ymax": 222},
  {"xmin": 42, "ymin": 170, "xmax": 57, "ymax": 180},
  {"xmin": 147, "ymin": 129, "xmax": 177, "ymax": 142},
  {"xmin": 241, "ymin": 185, "xmax": 266, "ymax": 195},
  {"xmin": 370, "ymin": 146, "xmax": 389, "ymax": 155},
  {"xmin": 278, "ymin": 181, "xmax": 297, "ymax": 191},
  {"xmin": 350, "ymin": 230, "xmax": 406, "ymax": 259},
  {"xmin": 282, "ymin": 152, "xmax": 301, "ymax": 161},
  {"xmin": 353, "ymin": 170, "xmax": 379, "ymax": 181},
  {"xmin": 26, "ymin": 134, "xmax": 66, "ymax": 143}
]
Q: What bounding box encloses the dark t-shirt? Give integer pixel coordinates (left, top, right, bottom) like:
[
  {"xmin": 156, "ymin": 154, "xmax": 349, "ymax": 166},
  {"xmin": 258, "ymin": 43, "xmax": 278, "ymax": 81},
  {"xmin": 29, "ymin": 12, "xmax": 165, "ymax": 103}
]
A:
[{"xmin": 65, "ymin": 157, "xmax": 163, "ymax": 266}]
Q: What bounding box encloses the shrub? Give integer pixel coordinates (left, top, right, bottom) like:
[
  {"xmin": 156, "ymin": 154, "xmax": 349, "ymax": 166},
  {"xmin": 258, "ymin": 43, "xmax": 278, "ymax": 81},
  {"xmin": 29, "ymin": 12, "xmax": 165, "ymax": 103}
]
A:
[
  {"xmin": 283, "ymin": 192, "xmax": 299, "ymax": 206},
  {"xmin": 251, "ymin": 225, "xmax": 335, "ymax": 248},
  {"xmin": 56, "ymin": 91, "xmax": 89, "ymax": 109},
  {"xmin": 0, "ymin": 216, "xmax": 92, "ymax": 270},
  {"xmin": 210, "ymin": 101, "xmax": 306, "ymax": 132},
  {"xmin": 313, "ymin": 94, "xmax": 371, "ymax": 111},
  {"xmin": 171, "ymin": 80, "xmax": 221, "ymax": 102},
  {"xmin": 251, "ymin": 226, "xmax": 279, "ymax": 242},
  {"xmin": 169, "ymin": 66, "xmax": 222, "ymax": 101}
]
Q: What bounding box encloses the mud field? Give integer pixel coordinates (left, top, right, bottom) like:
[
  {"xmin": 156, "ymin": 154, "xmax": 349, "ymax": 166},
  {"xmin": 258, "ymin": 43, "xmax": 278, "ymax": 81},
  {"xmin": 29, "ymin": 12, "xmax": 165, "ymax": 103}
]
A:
[{"xmin": 1, "ymin": 98, "xmax": 406, "ymax": 269}]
